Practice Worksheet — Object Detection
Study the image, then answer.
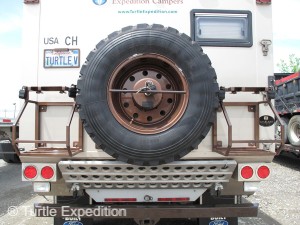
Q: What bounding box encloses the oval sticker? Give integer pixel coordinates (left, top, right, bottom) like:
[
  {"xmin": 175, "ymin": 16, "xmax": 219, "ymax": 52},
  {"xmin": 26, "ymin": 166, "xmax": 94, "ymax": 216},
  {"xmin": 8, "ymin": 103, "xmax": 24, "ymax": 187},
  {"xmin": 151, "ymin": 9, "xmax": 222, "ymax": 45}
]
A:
[
  {"xmin": 63, "ymin": 221, "xmax": 83, "ymax": 225},
  {"xmin": 209, "ymin": 220, "xmax": 229, "ymax": 225},
  {"xmin": 259, "ymin": 115, "xmax": 275, "ymax": 127}
]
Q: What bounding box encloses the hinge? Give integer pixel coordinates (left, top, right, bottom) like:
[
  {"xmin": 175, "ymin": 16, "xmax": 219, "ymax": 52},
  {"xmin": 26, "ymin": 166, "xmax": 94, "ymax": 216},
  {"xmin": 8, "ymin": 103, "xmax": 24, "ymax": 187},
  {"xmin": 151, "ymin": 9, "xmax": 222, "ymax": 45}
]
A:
[
  {"xmin": 24, "ymin": 0, "xmax": 39, "ymax": 4},
  {"xmin": 267, "ymin": 76, "xmax": 276, "ymax": 99},
  {"xmin": 256, "ymin": 0, "xmax": 271, "ymax": 4}
]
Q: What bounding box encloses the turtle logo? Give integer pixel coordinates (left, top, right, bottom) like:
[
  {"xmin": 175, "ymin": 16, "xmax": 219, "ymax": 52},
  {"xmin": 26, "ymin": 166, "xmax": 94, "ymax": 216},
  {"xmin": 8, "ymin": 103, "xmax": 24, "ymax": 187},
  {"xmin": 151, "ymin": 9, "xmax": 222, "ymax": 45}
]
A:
[{"xmin": 93, "ymin": 0, "xmax": 107, "ymax": 5}]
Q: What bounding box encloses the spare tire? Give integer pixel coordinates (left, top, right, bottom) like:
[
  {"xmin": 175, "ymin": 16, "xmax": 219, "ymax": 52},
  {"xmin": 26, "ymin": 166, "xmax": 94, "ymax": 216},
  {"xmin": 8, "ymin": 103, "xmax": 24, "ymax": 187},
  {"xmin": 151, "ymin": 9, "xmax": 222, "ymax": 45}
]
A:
[{"xmin": 76, "ymin": 24, "xmax": 219, "ymax": 165}]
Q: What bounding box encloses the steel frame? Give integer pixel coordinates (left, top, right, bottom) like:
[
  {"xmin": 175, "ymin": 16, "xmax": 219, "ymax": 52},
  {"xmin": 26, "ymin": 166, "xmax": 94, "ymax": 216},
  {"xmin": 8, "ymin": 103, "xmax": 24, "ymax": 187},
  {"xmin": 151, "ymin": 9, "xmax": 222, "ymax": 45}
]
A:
[
  {"xmin": 212, "ymin": 87, "xmax": 284, "ymax": 156},
  {"xmin": 12, "ymin": 86, "xmax": 284, "ymax": 158},
  {"xmin": 12, "ymin": 86, "xmax": 83, "ymax": 157}
]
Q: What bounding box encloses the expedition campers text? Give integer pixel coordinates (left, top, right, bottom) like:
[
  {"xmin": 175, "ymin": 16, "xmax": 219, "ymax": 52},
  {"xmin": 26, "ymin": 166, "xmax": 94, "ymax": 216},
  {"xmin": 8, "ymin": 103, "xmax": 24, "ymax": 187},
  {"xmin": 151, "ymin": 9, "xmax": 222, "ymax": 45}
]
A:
[{"xmin": 112, "ymin": 0, "xmax": 183, "ymax": 5}]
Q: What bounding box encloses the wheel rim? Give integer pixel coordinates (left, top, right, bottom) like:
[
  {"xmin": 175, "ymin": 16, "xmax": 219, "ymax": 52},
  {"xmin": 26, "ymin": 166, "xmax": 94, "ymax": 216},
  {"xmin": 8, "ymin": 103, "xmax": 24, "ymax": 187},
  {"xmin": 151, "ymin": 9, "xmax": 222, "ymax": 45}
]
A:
[
  {"xmin": 290, "ymin": 122, "xmax": 300, "ymax": 143},
  {"xmin": 107, "ymin": 54, "xmax": 189, "ymax": 134}
]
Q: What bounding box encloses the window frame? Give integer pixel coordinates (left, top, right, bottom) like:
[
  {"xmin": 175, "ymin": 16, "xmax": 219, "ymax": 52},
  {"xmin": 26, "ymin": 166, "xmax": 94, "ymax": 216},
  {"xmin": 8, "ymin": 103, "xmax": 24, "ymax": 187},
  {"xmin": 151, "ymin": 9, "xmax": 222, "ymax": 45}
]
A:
[{"xmin": 190, "ymin": 9, "xmax": 253, "ymax": 47}]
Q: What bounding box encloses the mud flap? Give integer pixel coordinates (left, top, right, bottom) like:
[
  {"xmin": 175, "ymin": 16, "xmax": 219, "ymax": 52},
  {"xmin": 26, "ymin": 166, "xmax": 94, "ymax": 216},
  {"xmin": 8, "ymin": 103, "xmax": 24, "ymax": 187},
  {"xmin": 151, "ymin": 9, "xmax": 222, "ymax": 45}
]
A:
[
  {"xmin": 197, "ymin": 193, "xmax": 238, "ymax": 225},
  {"xmin": 54, "ymin": 196, "xmax": 93, "ymax": 225}
]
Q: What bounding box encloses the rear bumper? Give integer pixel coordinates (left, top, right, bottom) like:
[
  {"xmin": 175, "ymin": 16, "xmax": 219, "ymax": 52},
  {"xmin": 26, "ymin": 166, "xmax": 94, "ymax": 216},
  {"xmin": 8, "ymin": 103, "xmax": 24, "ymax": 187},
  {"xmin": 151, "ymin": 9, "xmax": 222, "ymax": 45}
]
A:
[
  {"xmin": 58, "ymin": 160, "xmax": 237, "ymax": 190},
  {"xmin": 34, "ymin": 202, "xmax": 258, "ymax": 219}
]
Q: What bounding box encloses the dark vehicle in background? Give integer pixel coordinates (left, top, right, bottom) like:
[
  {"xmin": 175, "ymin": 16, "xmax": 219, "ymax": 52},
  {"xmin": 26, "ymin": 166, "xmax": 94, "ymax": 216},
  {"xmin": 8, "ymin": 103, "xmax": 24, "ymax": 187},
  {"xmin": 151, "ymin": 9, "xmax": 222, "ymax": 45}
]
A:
[
  {"xmin": 275, "ymin": 72, "xmax": 300, "ymax": 157},
  {"xmin": 0, "ymin": 119, "xmax": 20, "ymax": 163}
]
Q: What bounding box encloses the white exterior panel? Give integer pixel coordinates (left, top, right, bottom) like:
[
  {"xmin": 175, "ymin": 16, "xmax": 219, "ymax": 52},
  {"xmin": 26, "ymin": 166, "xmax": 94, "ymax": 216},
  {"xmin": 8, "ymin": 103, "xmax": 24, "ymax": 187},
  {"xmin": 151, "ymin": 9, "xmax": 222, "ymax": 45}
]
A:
[{"xmin": 21, "ymin": 0, "xmax": 274, "ymax": 158}]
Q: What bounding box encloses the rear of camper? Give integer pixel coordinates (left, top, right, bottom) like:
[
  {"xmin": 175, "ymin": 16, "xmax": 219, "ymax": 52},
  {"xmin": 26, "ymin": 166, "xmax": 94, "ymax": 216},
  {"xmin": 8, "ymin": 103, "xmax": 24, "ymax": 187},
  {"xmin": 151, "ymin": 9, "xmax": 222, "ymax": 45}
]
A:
[{"xmin": 14, "ymin": 0, "xmax": 281, "ymax": 224}]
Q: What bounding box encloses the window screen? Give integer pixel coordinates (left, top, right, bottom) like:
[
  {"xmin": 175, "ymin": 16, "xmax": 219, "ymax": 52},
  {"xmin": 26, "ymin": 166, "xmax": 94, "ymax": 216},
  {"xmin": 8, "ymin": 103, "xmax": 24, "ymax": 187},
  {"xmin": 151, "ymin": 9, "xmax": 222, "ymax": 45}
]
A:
[{"xmin": 191, "ymin": 10, "xmax": 253, "ymax": 47}]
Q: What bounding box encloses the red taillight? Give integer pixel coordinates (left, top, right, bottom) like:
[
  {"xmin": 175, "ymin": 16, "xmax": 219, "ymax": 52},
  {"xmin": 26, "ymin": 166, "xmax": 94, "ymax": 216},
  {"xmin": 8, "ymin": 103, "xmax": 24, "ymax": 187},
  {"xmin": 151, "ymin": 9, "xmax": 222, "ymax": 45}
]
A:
[
  {"xmin": 24, "ymin": 166, "xmax": 37, "ymax": 179},
  {"xmin": 257, "ymin": 165, "xmax": 270, "ymax": 179},
  {"xmin": 105, "ymin": 198, "xmax": 137, "ymax": 202},
  {"xmin": 241, "ymin": 166, "xmax": 253, "ymax": 179},
  {"xmin": 157, "ymin": 197, "xmax": 190, "ymax": 202},
  {"xmin": 41, "ymin": 166, "xmax": 54, "ymax": 179}
]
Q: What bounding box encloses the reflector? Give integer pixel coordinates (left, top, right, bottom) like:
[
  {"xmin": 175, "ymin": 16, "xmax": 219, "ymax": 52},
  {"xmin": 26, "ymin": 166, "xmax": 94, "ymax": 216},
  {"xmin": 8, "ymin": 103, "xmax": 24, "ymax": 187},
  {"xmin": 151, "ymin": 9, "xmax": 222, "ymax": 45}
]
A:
[
  {"xmin": 257, "ymin": 165, "xmax": 270, "ymax": 179},
  {"xmin": 41, "ymin": 166, "xmax": 54, "ymax": 179},
  {"xmin": 24, "ymin": 166, "xmax": 37, "ymax": 179},
  {"xmin": 157, "ymin": 197, "xmax": 190, "ymax": 202},
  {"xmin": 241, "ymin": 166, "xmax": 253, "ymax": 179},
  {"xmin": 104, "ymin": 198, "xmax": 137, "ymax": 202}
]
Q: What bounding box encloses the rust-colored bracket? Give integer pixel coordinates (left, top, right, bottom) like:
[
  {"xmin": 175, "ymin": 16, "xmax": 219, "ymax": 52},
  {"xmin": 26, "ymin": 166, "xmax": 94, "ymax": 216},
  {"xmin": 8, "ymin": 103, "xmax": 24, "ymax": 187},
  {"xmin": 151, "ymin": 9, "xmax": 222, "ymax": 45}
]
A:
[
  {"xmin": 39, "ymin": 106, "xmax": 47, "ymax": 112},
  {"xmin": 220, "ymin": 102, "xmax": 232, "ymax": 155},
  {"xmin": 12, "ymin": 86, "xmax": 83, "ymax": 157},
  {"xmin": 248, "ymin": 105, "xmax": 256, "ymax": 112},
  {"xmin": 213, "ymin": 87, "xmax": 284, "ymax": 156}
]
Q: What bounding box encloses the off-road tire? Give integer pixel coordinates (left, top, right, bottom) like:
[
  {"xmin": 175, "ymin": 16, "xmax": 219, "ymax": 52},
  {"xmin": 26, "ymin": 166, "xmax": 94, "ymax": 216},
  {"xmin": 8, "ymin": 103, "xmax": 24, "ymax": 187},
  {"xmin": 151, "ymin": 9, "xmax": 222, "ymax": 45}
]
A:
[
  {"xmin": 275, "ymin": 117, "xmax": 289, "ymax": 144},
  {"xmin": 0, "ymin": 141, "xmax": 20, "ymax": 163},
  {"xmin": 76, "ymin": 24, "xmax": 219, "ymax": 166},
  {"xmin": 287, "ymin": 115, "xmax": 300, "ymax": 146},
  {"xmin": 2, "ymin": 153, "xmax": 20, "ymax": 163}
]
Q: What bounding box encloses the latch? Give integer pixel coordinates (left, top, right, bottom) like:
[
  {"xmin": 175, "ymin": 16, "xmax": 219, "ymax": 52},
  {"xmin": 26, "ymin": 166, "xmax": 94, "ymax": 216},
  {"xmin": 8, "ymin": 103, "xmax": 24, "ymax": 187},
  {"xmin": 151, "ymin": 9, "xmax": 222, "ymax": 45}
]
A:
[
  {"xmin": 260, "ymin": 40, "xmax": 272, "ymax": 56},
  {"xmin": 267, "ymin": 76, "xmax": 276, "ymax": 100},
  {"xmin": 71, "ymin": 183, "xmax": 80, "ymax": 198}
]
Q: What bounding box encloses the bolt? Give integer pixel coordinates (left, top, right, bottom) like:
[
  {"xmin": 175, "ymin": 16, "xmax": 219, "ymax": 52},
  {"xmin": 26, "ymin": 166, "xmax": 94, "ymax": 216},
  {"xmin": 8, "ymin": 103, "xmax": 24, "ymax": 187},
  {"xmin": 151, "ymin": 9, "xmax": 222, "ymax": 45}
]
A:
[{"xmin": 144, "ymin": 195, "xmax": 152, "ymax": 201}]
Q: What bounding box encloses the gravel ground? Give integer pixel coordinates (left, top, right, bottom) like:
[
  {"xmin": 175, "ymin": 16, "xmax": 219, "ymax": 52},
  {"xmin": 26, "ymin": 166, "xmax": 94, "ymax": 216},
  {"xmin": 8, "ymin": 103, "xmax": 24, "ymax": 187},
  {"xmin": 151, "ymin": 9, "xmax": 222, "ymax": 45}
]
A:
[
  {"xmin": 0, "ymin": 159, "xmax": 7, "ymax": 168},
  {"xmin": 243, "ymin": 152, "xmax": 300, "ymax": 225}
]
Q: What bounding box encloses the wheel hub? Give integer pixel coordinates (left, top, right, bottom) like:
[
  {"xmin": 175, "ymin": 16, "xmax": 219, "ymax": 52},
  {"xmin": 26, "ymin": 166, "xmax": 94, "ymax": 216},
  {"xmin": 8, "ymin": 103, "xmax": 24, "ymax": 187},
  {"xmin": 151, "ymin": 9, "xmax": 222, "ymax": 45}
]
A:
[{"xmin": 132, "ymin": 78, "xmax": 162, "ymax": 110}]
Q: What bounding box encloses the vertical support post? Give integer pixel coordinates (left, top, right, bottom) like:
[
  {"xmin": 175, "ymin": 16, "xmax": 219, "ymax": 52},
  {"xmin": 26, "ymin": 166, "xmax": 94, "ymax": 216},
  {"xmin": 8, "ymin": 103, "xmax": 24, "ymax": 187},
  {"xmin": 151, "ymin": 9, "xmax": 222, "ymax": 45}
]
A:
[
  {"xmin": 254, "ymin": 104, "xmax": 260, "ymax": 148},
  {"xmin": 78, "ymin": 119, "xmax": 83, "ymax": 149},
  {"xmin": 220, "ymin": 102, "xmax": 232, "ymax": 156},
  {"xmin": 35, "ymin": 103, "xmax": 40, "ymax": 148},
  {"xmin": 12, "ymin": 101, "xmax": 29, "ymax": 156},
  {"xmin": 66, "ymin": 104, "xmax": 76, "ymax": 156},
  {"xmin": 212, "ymin": 116, "xmax": 218, "ymax": 150}
]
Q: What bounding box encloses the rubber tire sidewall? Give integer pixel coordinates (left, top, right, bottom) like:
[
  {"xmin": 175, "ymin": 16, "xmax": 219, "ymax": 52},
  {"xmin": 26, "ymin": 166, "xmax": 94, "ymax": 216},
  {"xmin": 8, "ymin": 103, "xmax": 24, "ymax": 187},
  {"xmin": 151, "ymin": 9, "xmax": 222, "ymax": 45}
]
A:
[
  {"xmin": 287, "ymin": 115, "xmax": 300, "ymax": 146},
  {"xmin": 77, "ymin": 26, "xmax": 218, "ymax": 165},
  {"xmin": 275, "ymin": 117, "xmax": 289, "ymax": 144},
  {"xmin": 2, "ymin": 154, "xmax": 20, "ymax": 163}
]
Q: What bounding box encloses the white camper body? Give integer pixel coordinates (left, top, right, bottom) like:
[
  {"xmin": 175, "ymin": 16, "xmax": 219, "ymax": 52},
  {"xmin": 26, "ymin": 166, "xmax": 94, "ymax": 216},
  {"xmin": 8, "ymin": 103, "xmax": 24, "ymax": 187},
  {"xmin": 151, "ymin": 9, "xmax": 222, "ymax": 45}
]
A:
[
  {"xmin": 20, "ymin": 0, "xmax": 274, "ymax": 157},
  {"xmin": 16, "ymin": 1, "xmax": 279, "ymax": 224}
]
